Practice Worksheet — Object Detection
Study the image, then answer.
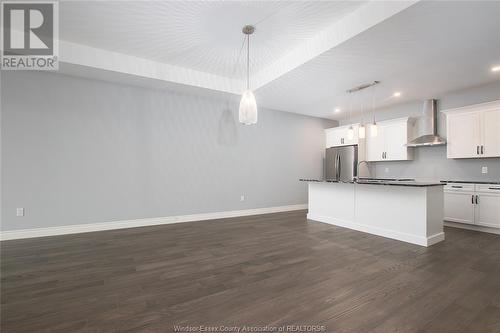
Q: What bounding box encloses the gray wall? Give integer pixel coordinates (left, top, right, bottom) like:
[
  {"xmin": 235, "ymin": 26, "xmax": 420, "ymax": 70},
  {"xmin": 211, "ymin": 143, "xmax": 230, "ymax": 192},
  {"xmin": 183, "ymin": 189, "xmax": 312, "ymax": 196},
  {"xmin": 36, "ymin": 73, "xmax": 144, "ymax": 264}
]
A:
[
  {"xmin": 1, "ymin": 71, "xmax": 335, "ymax": 231},
  {"xmin": 340, "ymin": 81, "xmax": 500, "ymax": 181}
]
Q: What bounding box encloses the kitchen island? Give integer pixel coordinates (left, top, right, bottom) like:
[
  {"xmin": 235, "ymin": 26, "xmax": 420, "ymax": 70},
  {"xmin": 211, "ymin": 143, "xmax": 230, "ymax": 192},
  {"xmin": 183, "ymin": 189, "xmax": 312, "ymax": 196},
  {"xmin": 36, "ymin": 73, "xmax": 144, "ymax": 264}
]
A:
[{"xmin": 301, "ymin": 179, "xmax": 445, "ymax": 246}]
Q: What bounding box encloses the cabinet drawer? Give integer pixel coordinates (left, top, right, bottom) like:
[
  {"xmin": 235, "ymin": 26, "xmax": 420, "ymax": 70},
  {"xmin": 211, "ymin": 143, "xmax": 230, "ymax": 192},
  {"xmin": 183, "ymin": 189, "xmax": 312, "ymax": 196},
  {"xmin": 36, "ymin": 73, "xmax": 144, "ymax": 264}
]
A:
[
  {"xmin": 475, "ymin": 184, "xmax": 500, "ymax": 194},
  {"xmin": 444, "ymin": 183, "xmax": 475, "ymax": 192}
]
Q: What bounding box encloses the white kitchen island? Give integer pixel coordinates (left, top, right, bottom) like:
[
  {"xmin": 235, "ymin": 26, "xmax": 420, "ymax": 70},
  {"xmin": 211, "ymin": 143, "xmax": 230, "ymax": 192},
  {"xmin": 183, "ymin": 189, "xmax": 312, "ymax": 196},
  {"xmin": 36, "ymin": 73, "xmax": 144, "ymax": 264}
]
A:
[{"xmin": 304, "ymin": 180, "xmax": 445, "ymax": 246}]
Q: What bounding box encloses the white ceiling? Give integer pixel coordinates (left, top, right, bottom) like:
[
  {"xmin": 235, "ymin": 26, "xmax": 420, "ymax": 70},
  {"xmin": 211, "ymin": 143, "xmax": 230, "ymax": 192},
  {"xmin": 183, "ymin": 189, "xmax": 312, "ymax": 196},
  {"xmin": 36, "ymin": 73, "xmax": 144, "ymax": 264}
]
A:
[
  {"xmin": 257, "ymin": 0, "xmax": 500, "ymax": 119},
  {"xmin": 60, "ymin": 1, "xmax": 366, "ymax": 80},
  {"xmin": 57, "ymin": 1, "xmax": 500, "ymax": 120}
]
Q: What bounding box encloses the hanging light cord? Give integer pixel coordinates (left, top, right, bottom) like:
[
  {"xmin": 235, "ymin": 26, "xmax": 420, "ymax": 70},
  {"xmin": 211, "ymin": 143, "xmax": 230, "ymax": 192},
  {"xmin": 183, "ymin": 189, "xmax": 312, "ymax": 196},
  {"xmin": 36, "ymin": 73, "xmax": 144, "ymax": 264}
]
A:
[
  {"xmin": 371, "ymin": 85, "xmax": 375, "ymax": 123},
  {"xmin": 225, "ymin": 35, "xmax": 247, "ymax": 105},
  {"xmin": 360, "ymin": 91, "xmax": 364, "ymax": 125},
  {"xmin": 246, "ymin": 34, "xmax": 250, "ymax": 90},
  {"xmin": 231, "ymin": 36, "xmax": 247, "ymax": 81},
  {"xmin": 349, "ymin": 92, "xmax": 353, "ymax": 125},
  {"xmin": 346, "ymin": 92, "xmax": 350, "ymax": 125}
]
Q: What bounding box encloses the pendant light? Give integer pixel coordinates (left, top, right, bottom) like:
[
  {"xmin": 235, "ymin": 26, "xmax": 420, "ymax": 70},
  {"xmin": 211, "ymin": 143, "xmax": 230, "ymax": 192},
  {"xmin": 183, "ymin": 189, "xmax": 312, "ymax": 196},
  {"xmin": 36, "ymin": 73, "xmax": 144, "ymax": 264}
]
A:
[
  {"xmin": 347, "ymin": 126, "xmax": 354, "ymax": 140},
  {"xmin": 370, "ymin": 85, "xmax": 378, "ymax": 138},
  {"xmin": 359, "ymin": 125, "xmax": 366, "ymax": 139},
  {"xmin": 347, "ymin": 91, "xmax": 354, "ymax": 140},
  {"xmin": 239, "ymin": 25, "xmax": 257, "ymax": 125}
]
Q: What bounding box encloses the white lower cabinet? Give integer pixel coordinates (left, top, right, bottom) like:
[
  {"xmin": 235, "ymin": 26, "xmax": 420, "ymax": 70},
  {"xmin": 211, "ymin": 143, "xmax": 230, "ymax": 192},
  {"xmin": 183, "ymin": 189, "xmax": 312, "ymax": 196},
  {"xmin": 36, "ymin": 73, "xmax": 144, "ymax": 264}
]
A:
[
  {"xmin": 474, "ymin": 185, "xmax": 500, "ymax": 228},
  {"xmin": 444, "ymin": 191, "xmax": 475, "ymax": 224},
  {"xmin": 444, "ymin": 183, "xmax": 500, "ymax": 229}
]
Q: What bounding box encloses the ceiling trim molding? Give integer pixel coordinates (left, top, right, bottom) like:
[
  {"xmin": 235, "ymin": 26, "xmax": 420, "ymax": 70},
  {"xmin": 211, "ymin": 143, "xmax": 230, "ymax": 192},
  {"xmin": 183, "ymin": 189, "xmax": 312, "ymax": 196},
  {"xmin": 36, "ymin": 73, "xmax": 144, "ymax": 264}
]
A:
[{"xmin": 59, "ymin": 40, "xmax": 244, "ymax": 94}]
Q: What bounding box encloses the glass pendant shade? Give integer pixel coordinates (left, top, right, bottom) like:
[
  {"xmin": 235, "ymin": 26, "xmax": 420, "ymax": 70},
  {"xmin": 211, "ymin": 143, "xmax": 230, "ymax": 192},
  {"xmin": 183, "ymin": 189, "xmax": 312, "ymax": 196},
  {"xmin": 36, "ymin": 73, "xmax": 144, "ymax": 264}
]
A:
[
  {"xmin": 358, "ymin": 124, "xmax": 366, "ymax": 139},
  {"xmin": 347, "ymin": 126, "xmax": 354, "ymax": 140},
  {"xmin": 239, "ymin": 89, "xmax": 257, "ymax": 125},
  {"xmin": 371, "ymin": 122, "xmax": 378, "ymax": 137}
]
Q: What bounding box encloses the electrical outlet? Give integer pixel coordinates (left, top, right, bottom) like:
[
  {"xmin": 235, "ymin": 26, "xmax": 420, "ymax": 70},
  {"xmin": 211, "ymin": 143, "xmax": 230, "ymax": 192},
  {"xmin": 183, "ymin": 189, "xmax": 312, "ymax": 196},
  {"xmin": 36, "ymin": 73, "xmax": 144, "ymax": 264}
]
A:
[
  {"xmin": 482, "ymin": 166, "xmax": 488, "ymax": 174},
  {"xmin": 240, "ymin": 195, "xmax": 245, "ymax": 202},
  {"xmin": 16, "ymin": 208, "xmax": 25, "ymax": 217}
]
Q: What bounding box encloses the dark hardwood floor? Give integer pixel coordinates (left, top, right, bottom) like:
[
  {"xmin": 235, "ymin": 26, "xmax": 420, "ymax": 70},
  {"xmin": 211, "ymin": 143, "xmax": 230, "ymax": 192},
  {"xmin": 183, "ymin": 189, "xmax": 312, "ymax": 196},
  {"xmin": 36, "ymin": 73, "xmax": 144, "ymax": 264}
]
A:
[{"xmin": 1, "ymin": 210, "xmax": 500, "ymax": 333}]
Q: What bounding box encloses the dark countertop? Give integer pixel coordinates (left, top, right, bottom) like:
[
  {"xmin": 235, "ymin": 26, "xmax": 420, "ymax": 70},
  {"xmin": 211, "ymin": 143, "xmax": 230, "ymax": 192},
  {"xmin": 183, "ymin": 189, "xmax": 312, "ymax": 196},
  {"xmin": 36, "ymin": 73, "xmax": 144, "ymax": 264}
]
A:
[
  {"xmin": 299, "ymin": 179, "xmax": 444, "ymax": 187},
  {"xmin": 441, "ymin": 180, "xmax": 500, "ymax": 185}
]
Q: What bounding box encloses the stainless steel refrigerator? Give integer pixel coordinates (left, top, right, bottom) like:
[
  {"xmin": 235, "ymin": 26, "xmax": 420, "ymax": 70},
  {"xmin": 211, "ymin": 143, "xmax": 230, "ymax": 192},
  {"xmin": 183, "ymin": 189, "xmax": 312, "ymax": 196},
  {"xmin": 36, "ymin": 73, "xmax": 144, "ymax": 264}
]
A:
[{"xmin": 325, "ymin": 145, "xmax": 358, "ymax": 182}]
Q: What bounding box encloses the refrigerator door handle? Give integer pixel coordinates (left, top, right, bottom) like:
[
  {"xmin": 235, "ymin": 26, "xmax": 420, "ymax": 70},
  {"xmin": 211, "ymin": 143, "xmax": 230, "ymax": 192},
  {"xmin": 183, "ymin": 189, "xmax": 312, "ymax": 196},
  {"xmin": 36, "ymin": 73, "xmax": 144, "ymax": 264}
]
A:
[
  {"xmin": 335, "ymin": 154, "xmax": 339, "ymax": 180},
  {"xmin": 338, "ymin": 154, "xmax": 342, "ymax": 181},
  {"xmin": 333, "ymin": 154, "xmax": 338, "ymax": 180},
  {"xmin": 333, "ymin": 154, "xmax": 337, "ymax": 179}
]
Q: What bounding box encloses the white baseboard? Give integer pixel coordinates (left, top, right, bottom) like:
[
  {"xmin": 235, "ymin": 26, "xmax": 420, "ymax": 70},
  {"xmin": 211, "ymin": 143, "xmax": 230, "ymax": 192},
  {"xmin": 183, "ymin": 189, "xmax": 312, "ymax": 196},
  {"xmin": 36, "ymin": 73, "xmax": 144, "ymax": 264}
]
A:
[
  {"xmin": 444, "ymin": 221, "xmax": 500, "ymax": 235},
  {"xmin": 426, "ymin": 231, "xmax": 446, "ymax": 246},
  {"xmin": 307, "ymin": 213, "xmax": 445, "ymax": 247},
  {"xmin": 0, "ymin": 204, "xmax": 308, "ymax": 241}
]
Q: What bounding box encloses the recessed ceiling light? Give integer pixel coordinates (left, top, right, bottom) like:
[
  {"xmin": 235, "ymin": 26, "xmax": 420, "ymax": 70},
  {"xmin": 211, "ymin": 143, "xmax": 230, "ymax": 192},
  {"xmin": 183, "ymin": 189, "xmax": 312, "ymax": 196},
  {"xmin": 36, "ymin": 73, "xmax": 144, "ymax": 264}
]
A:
[
  {"xmin": 393, "ymin": 92, "xmax": 402, "ymax": 97},
  {"xmin": 492, "ymin": 66, "xmax": 500, "ymax": 72},
  {"xmin": 334, "ymin": 108, "xmax": 341, "ymax": 113}
]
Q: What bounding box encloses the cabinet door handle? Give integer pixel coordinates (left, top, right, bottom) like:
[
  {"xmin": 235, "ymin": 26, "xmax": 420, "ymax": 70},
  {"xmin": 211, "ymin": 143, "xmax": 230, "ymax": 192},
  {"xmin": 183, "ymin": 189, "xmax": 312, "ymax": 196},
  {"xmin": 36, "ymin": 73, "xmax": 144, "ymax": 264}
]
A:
[
  {"xmin": 477, "ymin": 146, "xmax": 480, "ymax": 155},
  {"xmin": 481, "ymin": 145, "xmax": 484, "ymax": 154},
  {"xmin": 451, "ymin": 185, "xmax": 463, "ymax": 188},
  {"xmin": 489, "ymin": 187, "xmax": 500, "ymax": 190},
  {"xmin": 471, "ymin": 195, "xmax": 474, "ymax": 204},
  {"xmin": 475, "ymin": 195, "xmax": 479, "ymax": 204}
]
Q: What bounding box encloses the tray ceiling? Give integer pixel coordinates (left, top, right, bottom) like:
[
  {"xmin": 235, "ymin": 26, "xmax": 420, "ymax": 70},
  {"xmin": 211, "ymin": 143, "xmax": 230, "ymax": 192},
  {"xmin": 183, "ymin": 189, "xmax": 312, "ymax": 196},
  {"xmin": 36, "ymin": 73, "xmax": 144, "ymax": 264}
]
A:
[
  {"xmin": 55, "ymin": 1, "xmax": 500, "ymax": 120},
  {"xmin": 61, "ymin": 1, "xmax": 366, "ymax": 80}
]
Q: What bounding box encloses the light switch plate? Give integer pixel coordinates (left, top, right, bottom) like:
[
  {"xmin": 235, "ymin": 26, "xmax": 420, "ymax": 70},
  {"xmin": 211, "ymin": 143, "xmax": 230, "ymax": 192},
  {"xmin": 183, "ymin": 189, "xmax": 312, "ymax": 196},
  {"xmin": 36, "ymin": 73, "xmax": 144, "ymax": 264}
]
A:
[
  {"xmin": 482, "ymin": 166, "xmax": 488, "ymax": 174},
  {"xmin": 16, "ymin": 208, "xmax": 25, "ymax": 217}
]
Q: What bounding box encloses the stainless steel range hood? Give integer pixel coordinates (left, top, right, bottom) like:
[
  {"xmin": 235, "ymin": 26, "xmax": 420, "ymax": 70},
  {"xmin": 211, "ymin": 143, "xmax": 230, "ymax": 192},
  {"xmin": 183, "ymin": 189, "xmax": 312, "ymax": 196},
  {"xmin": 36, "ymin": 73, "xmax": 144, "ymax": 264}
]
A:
[{"xmin": 406, "ymin": 99, "xmax": 446, "ymax": 147}]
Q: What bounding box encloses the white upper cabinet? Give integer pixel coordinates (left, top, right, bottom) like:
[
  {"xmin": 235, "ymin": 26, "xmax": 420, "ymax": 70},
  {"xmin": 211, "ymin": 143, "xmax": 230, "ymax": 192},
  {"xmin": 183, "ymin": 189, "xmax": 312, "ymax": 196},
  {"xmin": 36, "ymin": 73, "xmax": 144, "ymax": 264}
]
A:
[
  {"xmin": 365, "ymin": 118, "xmax": 414, "ymax": 162},
  {"xmin": 447, "ymin": 112, "xmax": 481, "ymax": 158},
  {"xmin": 325, "ymin": 124, "xmax": 359, "ymax": 147},
  {"xmin": 444, "ymin": 100, "xmax": 500, "ymax": 159},
  {"xmin": 365, "ymin": 124, "xmax": 385, "ymax": 161},
  {"xmin": 482, "ymin": 108, "xmax": 500, "ymax": 157},
  {"xmin": 384, "ymin": 122, "xmax": 412, "ymax": 160},
  {"xmin": 325, "ymin": 127, "xmax": 344, "ymax": 147}
]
